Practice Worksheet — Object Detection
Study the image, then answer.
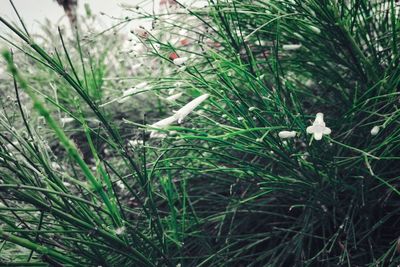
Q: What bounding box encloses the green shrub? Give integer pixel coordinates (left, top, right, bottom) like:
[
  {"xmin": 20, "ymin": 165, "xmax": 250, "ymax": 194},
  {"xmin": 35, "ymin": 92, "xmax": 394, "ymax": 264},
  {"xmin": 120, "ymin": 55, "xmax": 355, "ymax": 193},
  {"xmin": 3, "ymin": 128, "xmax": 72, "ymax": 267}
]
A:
[{"xmin": 0, "ymin": 0, "xmax": 399, "ymax": 266}]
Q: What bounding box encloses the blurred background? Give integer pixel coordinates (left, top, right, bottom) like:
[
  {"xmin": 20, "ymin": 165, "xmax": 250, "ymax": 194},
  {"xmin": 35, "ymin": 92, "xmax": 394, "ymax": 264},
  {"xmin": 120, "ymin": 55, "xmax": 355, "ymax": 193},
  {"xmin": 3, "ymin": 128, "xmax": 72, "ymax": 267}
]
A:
[{"xmin": 0, "ymin": 0, "xmax": 147, "ymax": 32}]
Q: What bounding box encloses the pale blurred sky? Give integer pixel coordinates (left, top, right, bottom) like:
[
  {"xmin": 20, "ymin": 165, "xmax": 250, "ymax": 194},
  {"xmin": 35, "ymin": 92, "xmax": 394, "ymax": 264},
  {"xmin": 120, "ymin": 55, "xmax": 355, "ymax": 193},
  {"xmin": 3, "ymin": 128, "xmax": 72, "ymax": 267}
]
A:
[{"xmin": 0, "ymin": 0, "xmax": 150, "ymax": 32}]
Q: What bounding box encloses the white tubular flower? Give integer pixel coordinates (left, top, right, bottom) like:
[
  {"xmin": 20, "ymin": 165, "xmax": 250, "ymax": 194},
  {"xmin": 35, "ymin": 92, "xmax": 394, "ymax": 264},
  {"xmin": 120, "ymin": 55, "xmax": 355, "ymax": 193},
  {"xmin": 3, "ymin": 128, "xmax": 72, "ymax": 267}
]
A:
[
  {"xmin": 306, "ymin": 113, "xmax": 331, "ymax": 140},
  {"xmin": 309, "ymin": 25, "xmax": 321, "ymax": 34},
  {"xmin": 370, "ymin": 126, "xmax": 380, "ymax": 136},
  {"xmin": 149, "ymin": 116, "xmax": 177, "ymax": 139},
  {"xmin": 173, "ymin": 57, "xmax": 188, "ymax": 66},
  {"xmin": 151, "ymin": 115, "xmax": 177, "ymax": 128},
  {"xmin": 278, "ymin": 130, "xmax": 297, "ymax": 139},
  {"xmin": 166, "ymin": 92, "xmax": 183, "ymax": 102},
  {"xmin": 282, "ymin": 44, "xmax": 302, "ymax": 50},
  {"xmin": 174, "ymin": 94, "xmax": 209, "ymax": 123}
]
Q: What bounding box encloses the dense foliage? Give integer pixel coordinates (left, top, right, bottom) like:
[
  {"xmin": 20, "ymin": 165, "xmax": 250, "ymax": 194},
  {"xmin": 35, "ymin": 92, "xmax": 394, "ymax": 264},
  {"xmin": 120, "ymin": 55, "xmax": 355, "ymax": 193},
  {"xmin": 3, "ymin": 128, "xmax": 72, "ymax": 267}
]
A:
[{"xmin": 0, "ymin": 0, "xmax": 399, "ymax": 266}]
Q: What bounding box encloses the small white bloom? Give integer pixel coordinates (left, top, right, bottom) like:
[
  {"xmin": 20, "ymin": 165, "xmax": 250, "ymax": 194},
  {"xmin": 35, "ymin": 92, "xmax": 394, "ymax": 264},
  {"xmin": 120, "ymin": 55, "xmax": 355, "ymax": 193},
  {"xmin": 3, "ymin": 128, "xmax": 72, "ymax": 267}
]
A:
[
  {"xmin": 370, "ymin": 126, "xmax": 380, "ymax": 136},
  {"xmin": 150, "ymin": 132, "xmax": 168, "ymax": 139},
  {"xmin": 174, "ymin": 94, "xmax": 209, "ymax": 123},
  {"xmin": 248, "ymin": 107, "xmax": 257, "ymax": 111},
  {"xmin": 115, "ymin": 226, "xmax": 126, "ymax": 235},
  {"xmin": 309, "ymin": 25, "xmax": 321, "ymax": 34},
  {"xmin": 166, "ymin": 93, "xmax": 183, "ymax": 102},
  {"xmin": 306, "ymin": 113, "xmax": 331, "ymax": 140},
  {"xmin": 60, "ymin": 117, "xmax": 74, "ymax": 124},
  {"xmin": 278, "ymin": 130, "xmax": 297, "ymax": 139},
  {"xmin": 135, "ymin": 82, "xmax": 148, "ymax": 89},
  {"xmin": 104, "ymin": 148, "xmax": 111, "ymax": 156},
  {"xmin": 282, "ymin": 44, "xmax": 302, "ymax": 50},
  {"xmin": 116, "ymin": 180, "xmax": 126, "ymax": 190},
  {"xmin": 173, "ymin": 57, "xmax": 188, "ymax": 66},
  {"xmin": 305, "ymin": 79, "xmax": 315, "ymax": 87},
  {"xmin": 51, "ymin": 162, "xmax": 61, "ymax": 170},
  {"xmin": 237, "ymin": 116, "xmax": 244, "ymax": 121},
  {"xmin": 128, "ymin": 140, "xmax": 143, "ymax": 147}
]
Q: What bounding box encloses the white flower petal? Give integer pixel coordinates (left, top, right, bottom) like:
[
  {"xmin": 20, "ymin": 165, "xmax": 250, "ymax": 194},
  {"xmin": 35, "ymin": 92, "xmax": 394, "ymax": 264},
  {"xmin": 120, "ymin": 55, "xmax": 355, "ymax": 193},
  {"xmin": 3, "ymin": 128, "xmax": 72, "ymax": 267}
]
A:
[
  {"xmin": 115, "ymin": 226, "xmax": 126, "ymax": 235},
  {"xmin": 129, "ymin": 140, "xmax": 143, "ymax": 146},
  {"xmin": 314, "ymin": 132, "xmax": 323, "ymax": 140},
  {"xmin": 173, "ymin": 57, "xmax": 188, "ymax": 66},
  {"xmin": 282, "ymin": 44, "xmax": 302, "ymax": 50},
  {"xmin": 174, "ymin": 94, "xmax": 209, "ymax": 123},
  {"xmin": 370, "ymin": 126, "xmax": 380, "ymax": 136},
  {"xmin": 151, "ymin": 116, "xmax": 177, "ymax": 128},
  {"xmin": 278, "ymin": 130, "xmax": 297, "ymax": 139},
  {"xmin": 315, "ymin": 113, "xmax": 324, "ymax": 124},
  {"xmin": 323, "ymin": 127, "xmax": 331, "ymax": 135},
  {"xmin": 306, "ymin": 113, "xmax": 331, "ymax": 141},
  {"xmin": 166, "ymin": 93, "xmax": 183, "ymax": 101}
]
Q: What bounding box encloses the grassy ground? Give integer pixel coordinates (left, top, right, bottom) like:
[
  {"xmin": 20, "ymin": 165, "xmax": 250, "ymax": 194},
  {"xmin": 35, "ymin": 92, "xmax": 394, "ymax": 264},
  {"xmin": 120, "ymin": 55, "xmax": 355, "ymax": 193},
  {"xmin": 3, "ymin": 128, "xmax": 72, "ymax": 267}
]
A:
[{"xmin": 0, "ymin": 0, "xmax": 399, "ymax": 266}]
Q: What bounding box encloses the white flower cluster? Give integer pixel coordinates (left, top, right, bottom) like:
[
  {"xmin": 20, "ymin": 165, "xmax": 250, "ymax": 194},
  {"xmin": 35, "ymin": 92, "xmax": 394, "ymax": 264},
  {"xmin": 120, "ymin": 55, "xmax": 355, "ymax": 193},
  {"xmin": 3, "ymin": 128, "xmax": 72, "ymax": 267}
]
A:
[
  {"xmin": 277, "ymin": 112, "xmax": 381, "ymax": 142},
  {"xmin": 277, "ymin": 112, "xmax": 331, "ymax": 141}
]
